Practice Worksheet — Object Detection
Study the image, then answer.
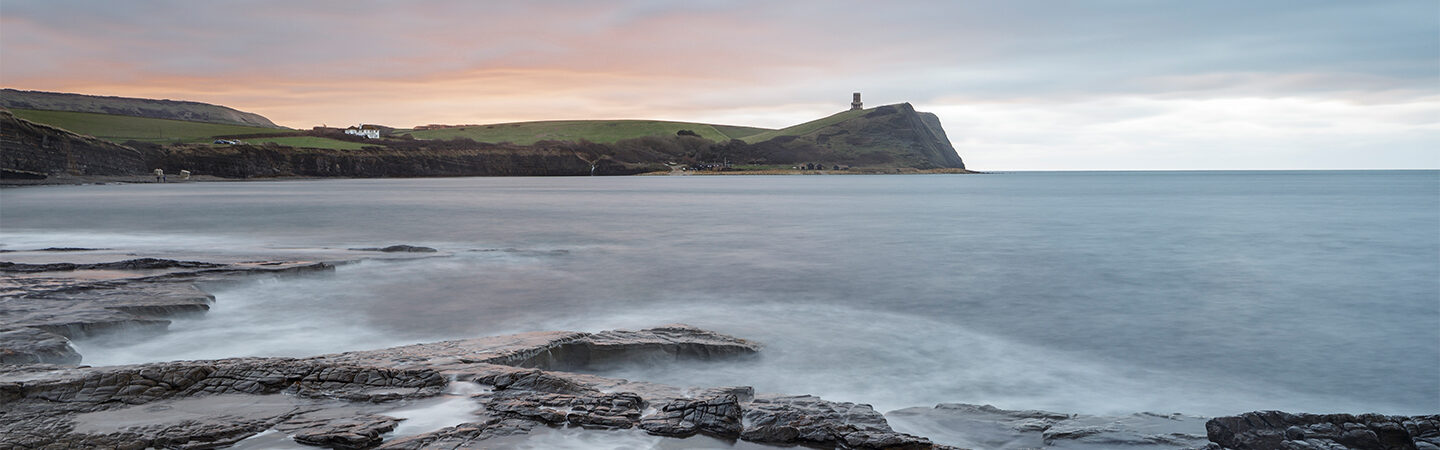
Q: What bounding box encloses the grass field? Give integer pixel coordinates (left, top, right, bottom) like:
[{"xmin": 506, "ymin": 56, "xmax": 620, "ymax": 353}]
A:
[
  {"xmin": 241, "ymin": 136, "xmax": 372, "ymax": 150},
  {"xmin": 9, "ymin": 109, "xmax": 290, "ymax": 143},
  {"xmin": 739, "ymin": 109, "xmax": 866, "ymax": 144},
  {"xmin": 404, "ymin": 120, "xmax": 771, "ymax": 144}
]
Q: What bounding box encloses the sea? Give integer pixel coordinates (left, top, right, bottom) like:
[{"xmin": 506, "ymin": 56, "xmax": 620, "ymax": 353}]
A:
[{"xmin": 2, "ymin": 171, "xmax": 1436, "ymax": 422}]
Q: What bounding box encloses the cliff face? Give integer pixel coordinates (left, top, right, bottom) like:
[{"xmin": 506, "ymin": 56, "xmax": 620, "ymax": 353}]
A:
[
  {"xmin": 1, "ymin": 108, "xmax": 658, "ymax": 179},
  {"xmin": 141, "ymin": 144, "xmax": 658, "ymax": 178},
  {"xmin": 0, "ymin": 110, "xmax": 148, "ymax": 177},
  {"xmin": 748, "ymin": 103, "xmax": 966, "ymax": 169},
  {"xmin": 0, "ymin": 89, "xmax": 282, "ymax": 129}
]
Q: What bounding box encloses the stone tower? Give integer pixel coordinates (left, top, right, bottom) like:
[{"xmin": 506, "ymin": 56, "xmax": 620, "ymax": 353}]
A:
[{"xmin": 851, "ymin": 92, "xmax": 863, "ymax": 110}]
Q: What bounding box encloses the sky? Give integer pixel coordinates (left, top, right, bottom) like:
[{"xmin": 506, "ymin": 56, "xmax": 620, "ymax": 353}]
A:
[{"xmin": 1, "ymin": 0, "xmax": 1436, "ymax": 170}]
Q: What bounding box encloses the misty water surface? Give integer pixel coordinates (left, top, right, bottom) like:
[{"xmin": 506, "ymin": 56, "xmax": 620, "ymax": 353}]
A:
[{"xmin": 2, "ymin": 171, "xmax": 1435, "ymax": 416}]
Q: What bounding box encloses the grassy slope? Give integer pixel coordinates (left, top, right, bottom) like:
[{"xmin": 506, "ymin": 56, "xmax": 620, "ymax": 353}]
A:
[
  {"xmin": 405, "ymin": 120, "xmax": 771, "ymax": 145},
  {"xmin": 739, "ymin": 109, "xmax": 866, "ymax": 143},
  {"xmin": 1, "ymin": 89, "xmax": 283, "ymax": 128},
  {"xmin": 711, "ymin": 124, "xmax": 772, "ymax": 140},
  {"xmin": 8, "ymin": 109, "xmax": 289, "ymax": 144},
  {"xmin": 242, "ymin": 136, "xmax": 372, "ymax": 150}
]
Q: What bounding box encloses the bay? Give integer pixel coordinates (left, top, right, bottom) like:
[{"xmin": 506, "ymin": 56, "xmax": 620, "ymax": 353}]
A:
[{"xmin": 2, "ymin": 171, "xmax": 1435, "ymax": 416}]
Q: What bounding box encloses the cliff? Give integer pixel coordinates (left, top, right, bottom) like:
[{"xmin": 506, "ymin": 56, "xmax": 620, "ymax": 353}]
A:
[
  {"xmin": 0, "ymin": 109, "xmax": 148, "ymax": 177},
  {"xmin": 138, "ymin": 142, "xmax": 662, "ymax": 178},
  {"xmin": 2, "ymin": 91, "xmax": 971, "ymax": 179},
  {"xmin": 0, "ymin": 89, "xmax": 282, "ymax": 128},
  {"xmin": 742, "ymin": 103, "xmax": 966, "ymax": 169}
]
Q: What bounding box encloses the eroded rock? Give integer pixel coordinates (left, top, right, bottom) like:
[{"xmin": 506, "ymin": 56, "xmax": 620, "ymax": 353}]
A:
[
  {"xmin": 0, "ymin": 324, "xmax": 954, "ymax": 449},
  {"xmin": 886, "ymin": 403, "xmax": 1211, "ymax": 449},
  {"xmin": 741, "ymin": 394, "xmax": 938, "ymax": 449},
  {"xmin": 1206, "ymin": 411, "xmax": 1440, "ymax": 450},
  {"xmin": 283, "ymin": 414, "xmax": 404, "ymax": 449},
  {"xmin": 0, "ymin": 327, "xmax": 79, "ymax": 364},
  {"xmin": 639, "ymin": 393, "xmax": 744, "ymax": 438},
  {"xmin": 349, "ymin": 245, "xmax": 439, "ymax": 253},
  {"xmin": 484, "ymin": 389, "xmax": 644, "ymax": 428},
  {"xmin": 376, "ymin": 417, "xmax": 538, "ymax": 449}
]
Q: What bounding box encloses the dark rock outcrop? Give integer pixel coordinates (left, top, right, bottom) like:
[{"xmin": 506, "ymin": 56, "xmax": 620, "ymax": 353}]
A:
[
  {"xmin": 282, "ymin": 414, "xmax": 405, "ymax": 449},
  {"xmin": 639, "ymin": 393, "xmax": 745, "ymax": 437},
  {"xmin": 743, "ymin": 103, "xmax": 966, "ymax": 169},
  {"xmin": 484, "ymin": 389, "xmax": 645, "ymax": 428},
  {"xmin": 0, "ymin": 258, "xmax": 224, "ymax": 273},
  {"xmin": 0, "ymin": 328, "xmax": 80, "ymax": 365},
  {"xmin": 0, "ymin": 109, "xmax": 149, "ymax": 176},
  {"xmin": 348, "ymin": 245, "xmax": 439, "ymax": 253},
  {"xmin": 139, "ymin": 142, "xmax": 656, "ymax": 178},
  {"xmin": 1206, "ymin": 411, "xmax": 1440, "ymax": 450},
  {"xmin": 375, "ymin": 418, "xmax": 538, "ymax": 449},
  {"xmin": 887, "ymin": 403, "xmax": 1211, "ymax": 449},
  {"xmin": 742, "ymin": 394, "xmax": 939, "ymax": 449},
  {"xmin": 1, "ymin": 324, "xmax": 948, "ymax": 449}
]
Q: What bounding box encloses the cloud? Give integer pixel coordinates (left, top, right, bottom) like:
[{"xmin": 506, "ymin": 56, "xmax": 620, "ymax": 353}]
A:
[
  {"xmin": 931, "ymin": 96, "xmax": 1440, "ymax": 170},
  {"xmin": 1, "ymin": 0, "xmax": 1435, "ymax": 169}
]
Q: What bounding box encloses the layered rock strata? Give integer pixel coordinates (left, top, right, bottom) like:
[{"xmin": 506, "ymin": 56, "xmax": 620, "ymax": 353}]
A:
[
  {"xmin": 0, "ymin": 255, "xmax": 335, "ymax": 364},
  {"xmin": 0, "ymin": 325, "xmax": 952, "ymax": 449},
  {"xmin": 1205, "ymin": 411, "xmax": 1440, "ymax": 450}
]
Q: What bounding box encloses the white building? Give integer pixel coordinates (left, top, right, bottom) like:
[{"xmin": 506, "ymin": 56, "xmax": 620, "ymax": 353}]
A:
[{"xmin": 345, "ymin": 124, "xmax": 381, "ymax": 139}]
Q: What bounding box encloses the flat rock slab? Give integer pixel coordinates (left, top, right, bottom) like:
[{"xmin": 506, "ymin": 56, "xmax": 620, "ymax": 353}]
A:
[
  {"xmin": 887, "ymin": 403, "xmax": 1210, "ymax": 450},
  {"xmin": 0, "ymin": 324, "xmax": 951, "ymax": 449},
  {"xmin": 0, "ymin": 246, "xmax": 447, "ymax": 364}
]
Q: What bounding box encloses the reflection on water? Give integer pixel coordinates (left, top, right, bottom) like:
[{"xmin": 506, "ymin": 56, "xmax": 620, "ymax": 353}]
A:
[{"xmin": 6, "ymin": 172, "xmax": 1437, "ymax": 416}]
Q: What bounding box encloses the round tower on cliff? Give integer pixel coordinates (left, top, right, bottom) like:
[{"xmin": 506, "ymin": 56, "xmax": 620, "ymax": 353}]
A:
[{"xmin": 851, "ymin": 92, "xmax": 863, "ymax": 110}]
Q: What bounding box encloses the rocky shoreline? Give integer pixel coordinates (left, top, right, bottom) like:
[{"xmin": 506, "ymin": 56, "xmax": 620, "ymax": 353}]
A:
[{"xmin": 1, "ymin": 248, "xmax": 1436, "ymax": 449}]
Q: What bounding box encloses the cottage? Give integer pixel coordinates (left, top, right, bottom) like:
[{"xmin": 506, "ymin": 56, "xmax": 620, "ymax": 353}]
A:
[{"xmin": 344, "ymin": 124, "xmax": 381, "ymax": 139}]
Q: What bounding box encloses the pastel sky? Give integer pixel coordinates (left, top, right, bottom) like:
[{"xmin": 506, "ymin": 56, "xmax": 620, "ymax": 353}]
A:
[{"xmin": 2, "ymin": 0, "xmax": 1436, "ymax": 170}]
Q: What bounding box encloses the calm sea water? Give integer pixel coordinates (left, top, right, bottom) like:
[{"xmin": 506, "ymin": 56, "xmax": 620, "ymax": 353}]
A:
[{"xmin": 2, "ymin": 171, "xmax": 1436, "ymax": 417}]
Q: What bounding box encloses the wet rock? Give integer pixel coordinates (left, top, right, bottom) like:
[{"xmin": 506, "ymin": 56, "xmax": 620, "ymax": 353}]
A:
[
  {"xmin": 496, "ymin": 323, "xmax": 764, "ymax": 371},
  {"xmin": 886, "ymin": 403, "xmax": 1210, "ymax": 449},
  {"xmin": 1206, "ymin": 411, "xmax": 1440, "ymax": 450},
  {"xmin": 484, "ymin": 389, "xmax": 644, "ymax": 428},
  {"xmin": 741, "ymin": 394, "xmax": 938, "ymax": 449},
  {"xmin": 0, "ymin": 360, "xmax": 443, "ymax": 448},
  {"xmin": 1, "ymin": 321, "xmax": 947, "ymax": 449},
  {"xmin": 0, "ymin": 258, "xmax": 225, "ymax": 273},
  {"xmin": 0, "ymin": 327, "xmax": 80, "ymax": 364},
  {"xmin": 639, "ymin": 393, "xmax": 744, "ymax": 438},
  {"xmin": 315, "ymin": 324, "xmax": 760, "ymax": 376},
  {"xmin": 283, "ymin": 414, "xmax": 403, "ymax": 449},
  {"xmin": 376, "ymin": 417, "xmax": 537, "ymax": 449},
  {"xmin": 0, "ymin": 256, "xmax": 333, "ymax": 365},
  {"xmin": 349, "ymin": 245, "xmax": 438, "ymax": 253},
  {"xmin": 475, "ymin": 368, "xmax": 599, "ymax": 395}
]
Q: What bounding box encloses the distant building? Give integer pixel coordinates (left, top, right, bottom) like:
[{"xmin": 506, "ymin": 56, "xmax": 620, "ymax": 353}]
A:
[
  {"xmin": 850, "ymin": 92, "xmax": 863, "ymax": 110},
  {"xmin": 345, "ymin": 124, "xmax": 381, "ymax": 139}
]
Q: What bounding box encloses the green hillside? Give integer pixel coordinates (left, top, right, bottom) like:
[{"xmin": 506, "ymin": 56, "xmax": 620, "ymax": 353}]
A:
[
  {"xmin": 740, "ymin": 109, "xmax": 866, "ymax": 144},
  {"xmin": 405, "ymin": 120, "xmax": 770, "ymax": 144},
  {"xmin": 242, "ymin": 136, "xmax": 372, "ymax": 150},
  {"xmin": 7, "ymin": 109, "xmax": 289, "ymax": 144},
  {"xmin": 0, "ymin": 89, "xmax": 283, "ymax": 128}
]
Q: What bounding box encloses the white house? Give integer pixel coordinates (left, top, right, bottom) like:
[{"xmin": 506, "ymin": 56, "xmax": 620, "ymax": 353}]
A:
[{"xmin": 344, "ymin": 124, "xmax": 381, "ymax": 139}]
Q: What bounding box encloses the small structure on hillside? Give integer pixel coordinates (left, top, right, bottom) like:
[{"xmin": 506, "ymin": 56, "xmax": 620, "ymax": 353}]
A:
[
  {"xmin": 851, "ymin": 92, "xmax": 863, "ymax": 110},
  {"xmin": 344, "ymin": 124, "xmax": 381, "ymax": 139}
]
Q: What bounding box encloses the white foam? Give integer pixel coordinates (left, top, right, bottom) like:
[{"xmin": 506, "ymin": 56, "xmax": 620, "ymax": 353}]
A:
[{"xmin": 383, "ymin": 381, "xmax": 491, "ymax": 438}]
